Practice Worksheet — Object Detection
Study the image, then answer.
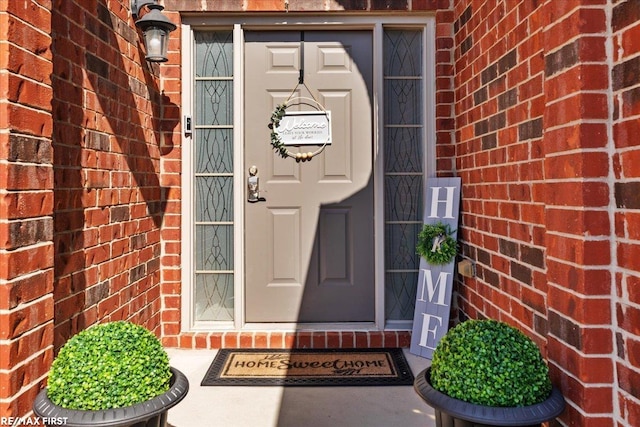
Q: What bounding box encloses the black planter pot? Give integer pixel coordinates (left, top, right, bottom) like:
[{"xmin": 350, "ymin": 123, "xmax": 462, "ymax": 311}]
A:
[
  {"xmin": 33, "ymin": 367, "xmax": 189, "ymax": 427},
  {"xmin": 414, "ymin": 368, "xmax": 565, "ymax": 427}
]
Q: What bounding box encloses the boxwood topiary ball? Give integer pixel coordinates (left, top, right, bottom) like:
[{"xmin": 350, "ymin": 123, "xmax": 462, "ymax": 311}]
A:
[
  {"xmin": 430, "ymin": 319, "xmax": 552, "ymax": 407},
  {"xmin": 46, "ymin": 321, "xmax": 172, "ymax": 410}
]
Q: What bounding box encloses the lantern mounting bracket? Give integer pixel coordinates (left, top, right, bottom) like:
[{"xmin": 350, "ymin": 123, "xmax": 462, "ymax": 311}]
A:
[{"xmin": 131, "ymin": 0, "xmax": 155, "ymax": 20}]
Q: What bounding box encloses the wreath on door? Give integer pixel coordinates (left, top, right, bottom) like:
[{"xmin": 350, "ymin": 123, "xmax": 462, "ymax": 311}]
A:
[
  {"xmin": 267, "ymin": 31, "xmax": 331, "ymax": 162},
  {"xmin": 417, "ymin": 222, "xmax": 458, "ymax": 265},
  {"xmin": 268, "ymin": 96, "xmax": 330, "ymax": 161}
]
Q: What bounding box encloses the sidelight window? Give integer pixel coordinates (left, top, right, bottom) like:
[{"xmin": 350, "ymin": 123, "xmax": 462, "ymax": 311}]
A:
[
  {"xmin": 193, "ymin": 31, "xmax": 235, "ymax": 321},
  {"xmin": 383, "ymin": 29, "xmax": 425, "ymax": 322}
]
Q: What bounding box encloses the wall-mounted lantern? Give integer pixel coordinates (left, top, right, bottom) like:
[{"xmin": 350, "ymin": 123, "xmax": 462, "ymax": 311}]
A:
[{"xmin": 131, "ymin": 1, "xmax": 177, "ymax": 63}]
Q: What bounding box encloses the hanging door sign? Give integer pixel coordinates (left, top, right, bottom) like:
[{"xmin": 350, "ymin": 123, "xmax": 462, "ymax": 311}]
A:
[
  {"xmin": 410, "ymin": 177, "xmax": 461, "ymax": 359},
  {"xmin": 275, "ymin": 111, "xmax": 332, "ymax": 146}
]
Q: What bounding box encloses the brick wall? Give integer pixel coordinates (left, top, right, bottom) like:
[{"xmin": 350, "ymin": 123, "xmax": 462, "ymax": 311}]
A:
[
  {"xmin": 453, "ymin": 0, "xmax": 548, "ymax": 339},
  {"xmin": 1, "ymin": 0, "xmax": 172, "ymax": 416},
  {"xmin": 0, "ymin": 1, "xmax": 54, "ymax": 417},
  {"xmin": 166, "ymin": 0, "xmax": 450, "ymax": 13},
  {"xmin": 4, "ymin": 0, "xmax": 637, "ymax": 423},
  {"xmin": 50, "ymin": 0, "xmax": 167, "ymax": 349},
  {"xmin": 453, "ymin": 0, "xmax": 640, "ymax": 425},
  {"xmin": 157, "ymin": 7, "xmax": 183, "ymax": 347},
  {"xmin": 542, "ymin": 1, "xmax": 614, "ymax": 425},
  {"xmin": 611, "ymin": 1, "xmax": 640, "ymax": 425}
]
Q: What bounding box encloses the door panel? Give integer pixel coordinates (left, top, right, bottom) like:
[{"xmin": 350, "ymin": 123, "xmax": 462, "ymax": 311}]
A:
[
  {"xmin": 270, "ymin": 208, "xmax": 301, "ymax": 284},
  {"xmin": 318, "ymin": 91, "xmax": 352, "ymax": 180},
  {"xmin": 245, "ymin": 31, "xmax": 374, "ymax": 323},
  {"xmin": 318, "ymin": 208, "xmax": 352, "ymax": 285}
]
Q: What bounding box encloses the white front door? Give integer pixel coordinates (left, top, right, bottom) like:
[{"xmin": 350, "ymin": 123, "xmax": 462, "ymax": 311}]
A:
[{"xmin": 244, "ymin": 31, "xmax": 375, "ymax": 323}]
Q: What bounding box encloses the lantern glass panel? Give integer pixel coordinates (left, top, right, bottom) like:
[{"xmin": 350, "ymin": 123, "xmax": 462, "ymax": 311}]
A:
[{"xmin": 144, "ymin": 27, "xmax": 168, "ymax": 62}]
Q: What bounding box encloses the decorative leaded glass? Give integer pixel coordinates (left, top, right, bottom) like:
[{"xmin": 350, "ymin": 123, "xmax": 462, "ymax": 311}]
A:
[
  {"xmin": 384, "ymin": 30, "xmax": 422, "ymax": 77},
  {"xmin": 196, "ymin": 224, "xmax": 234, "ymax": 272},
  {"xmin": 196, "ymin": 177, "xmax": 233, "ymax": 222},
  {"xmin": 195, "ymin": 273, "xmax": 234, "ymax": 321},
  {"xmin": 385, "ymin": 223, "xmax": 422, "ymax": 271},
  {"xmin": 195, "ymin": 32, "xmax": 233, "ymax": 78},
  {"xmin": 384, "ymin": 175, "xmax": 423, "ymax": 222},
  {"xmin": 384, "ymin": 127, "xmax": 422, "ymax": 173},
  {"xmin": 383, "ymin": 29, "xmax": 424, "ymax": 322},
  {"xmin": 196, "ymin": 129, "xmax": 233, "ymax": 174},
  {"xmin": 196, "ymin": 81, "xmax": 233, "ymax": 126},
  {"xmin": 194, "ymin": 31, "xmax": 235, "ymax": 322},
  {"xmin": 385, "ymin": 272, "xmax": 419, "ymax": 320},
  {"xmin": 384, "ymin": 80, "xmax": 422, "ymax": 125}
]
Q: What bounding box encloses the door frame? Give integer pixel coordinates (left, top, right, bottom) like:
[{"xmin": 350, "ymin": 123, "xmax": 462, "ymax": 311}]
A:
[{"xmin": 181, "ymin": 15, "xmax": 437, "ymax": 333}]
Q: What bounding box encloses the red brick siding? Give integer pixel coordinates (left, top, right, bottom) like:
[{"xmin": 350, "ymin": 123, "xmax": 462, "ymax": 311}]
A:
[
  {"xmin": 4, "ymin": 0, "xmax": 638, "ymax": 424},
  {"xmin": 612, "ymin": 0, "xmax": 640, "ymax": 425},
  {"xmin": 165, "ymin": 0, "xmax": 451, "ymax": 12},
  {"xmin": 453, "ymin": 0, "xmax": 548, "ymax": 337},
  {"xmin": 0, "ymin": 0, "xmax": 54, "ymax": 417},
  {"xmin": 175, "ymin": 330, "xmax": 412, "ymax": 350},
  {"xmin": 435, "ymin": 6, "xmax": 456, "ymax": 175},
  {"xmin": 542, "ymin": 1, "xmax": 621, "ymax": 425},
  {"xmin": 454, "ymin": 0, "xmax": 640, "ymax": 425},
  {"xmin": 49, "ymin": 0, "xmax": 166, "ymax": 353},
  {"xmin": 157, "ymin": 10, "xmax": 183, "ymax": 348}
]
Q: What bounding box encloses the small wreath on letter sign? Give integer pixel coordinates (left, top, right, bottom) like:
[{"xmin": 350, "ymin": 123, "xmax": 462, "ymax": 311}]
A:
[{"xmin": 417, "ymin": 222, "xmax": 458, "ymax": 265}]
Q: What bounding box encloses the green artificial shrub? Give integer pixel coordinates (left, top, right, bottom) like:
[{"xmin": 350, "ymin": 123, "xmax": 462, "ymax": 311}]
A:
[
  {"xmin": 46, "ymin": 321, "xmax": 172, "ymax": 410},
  {"xmin": 430, "ymin": 319, "xmax": 552, "ymax": 407}
]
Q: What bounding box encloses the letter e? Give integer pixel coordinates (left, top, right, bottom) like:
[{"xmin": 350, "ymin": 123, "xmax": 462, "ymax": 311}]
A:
[{"xmin": 418, "ymin": 314, "xmax": 443, "ymax": 349}]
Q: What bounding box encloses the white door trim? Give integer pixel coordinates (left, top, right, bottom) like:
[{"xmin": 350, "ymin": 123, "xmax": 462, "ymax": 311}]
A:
[
  {"xmin": 233, "ymin": 24, "xmax": 246, "ymax": 330},
  {"xmin": 181, "ymin": 15, "xmax": 436, "ymax": 333},
  {"xmin": 180, "ymin": 22, "xmax": 197, "ymax": 332}
]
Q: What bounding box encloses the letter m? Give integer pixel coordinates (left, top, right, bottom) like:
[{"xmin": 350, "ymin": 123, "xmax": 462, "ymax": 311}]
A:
[{"xmin": 417, "ymin": 269, "xmax": 450, "ymax": 306}]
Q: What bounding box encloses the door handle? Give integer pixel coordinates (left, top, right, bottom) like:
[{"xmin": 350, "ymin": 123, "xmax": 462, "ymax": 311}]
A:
[{"xmin": 247, "ymin": 165, "xmax": 264, "ymax": 203}]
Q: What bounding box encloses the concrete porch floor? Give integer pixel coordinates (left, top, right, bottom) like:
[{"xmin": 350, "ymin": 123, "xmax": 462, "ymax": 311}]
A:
[{"xmin": 166, "ymin": 348, "xmax": 437, "ymax": 427}]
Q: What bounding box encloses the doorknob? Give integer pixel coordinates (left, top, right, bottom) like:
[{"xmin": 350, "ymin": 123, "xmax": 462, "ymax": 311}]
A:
[{"xmin": 247, "ymin": 165, "xmax": 262, "ymax": 203}]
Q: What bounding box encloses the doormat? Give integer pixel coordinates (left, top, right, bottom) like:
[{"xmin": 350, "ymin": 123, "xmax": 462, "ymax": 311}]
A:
[{"xmin": 201, "ymin": 348, "xmax": 414, "ymax": 386}]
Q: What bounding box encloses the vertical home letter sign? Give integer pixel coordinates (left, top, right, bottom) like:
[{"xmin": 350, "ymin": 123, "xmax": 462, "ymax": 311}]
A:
[{"xmin": 410, "ymin": 177, "xmax": 461, "ymax": 359}]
